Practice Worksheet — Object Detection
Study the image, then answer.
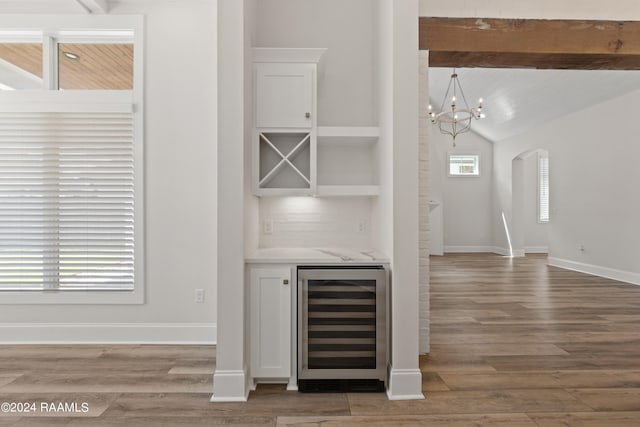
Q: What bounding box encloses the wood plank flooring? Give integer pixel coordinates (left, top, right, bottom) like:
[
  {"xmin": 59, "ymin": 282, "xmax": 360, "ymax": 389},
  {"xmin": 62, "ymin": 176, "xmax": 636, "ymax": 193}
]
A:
[{"xmin": 1, "ymin": 253, "xmax": 640, "ymax": 426}]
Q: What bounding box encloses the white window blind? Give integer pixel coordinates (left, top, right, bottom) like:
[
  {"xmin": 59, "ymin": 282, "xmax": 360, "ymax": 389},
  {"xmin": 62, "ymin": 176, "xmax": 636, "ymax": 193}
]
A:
[
  {"xmin": 0, "ymin": 111, "xmax": 135, "ymax": 291},
  {"xmin": 448, "ymin": 154, "xmax": 480, "ymax": 176},
  {"xmin": 538, "ymin": 155, "xmax": 549, "ymax": 223}
]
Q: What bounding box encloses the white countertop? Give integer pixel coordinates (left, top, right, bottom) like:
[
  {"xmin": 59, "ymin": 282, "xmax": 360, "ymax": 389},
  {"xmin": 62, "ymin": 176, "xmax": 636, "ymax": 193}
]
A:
[{"xmin": 246, "ymin": 247, "xmax": 389, "ymax": 264}]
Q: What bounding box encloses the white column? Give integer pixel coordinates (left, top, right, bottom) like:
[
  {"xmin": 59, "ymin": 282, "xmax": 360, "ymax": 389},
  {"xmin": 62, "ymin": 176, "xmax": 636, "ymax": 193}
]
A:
[
  {"xmin": 211, "ymin": 0, "xmax": 248, "ymax": 402},
  {"xmin": 383, "ymin": 0, "xmax": 424, "ymax": 401}
]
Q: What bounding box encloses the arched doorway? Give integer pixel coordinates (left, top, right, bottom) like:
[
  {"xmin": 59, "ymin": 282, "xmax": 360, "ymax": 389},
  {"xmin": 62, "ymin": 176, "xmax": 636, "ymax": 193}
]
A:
[{"xmin": 511, "ymin": 149, "xmax": 549, "ymax": 257}]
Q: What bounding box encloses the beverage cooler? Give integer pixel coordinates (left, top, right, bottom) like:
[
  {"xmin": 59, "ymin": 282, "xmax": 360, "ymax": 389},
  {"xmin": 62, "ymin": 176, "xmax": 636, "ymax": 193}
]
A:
[{"xmin": 297, "ymin": 265, "xmax": 387, "ymax": 392}]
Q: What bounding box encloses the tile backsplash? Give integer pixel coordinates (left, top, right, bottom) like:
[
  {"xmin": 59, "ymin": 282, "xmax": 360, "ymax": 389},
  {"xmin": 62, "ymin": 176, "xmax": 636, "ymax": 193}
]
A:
[{"xmin": 259, "ymin": 197, "xmax": 373, "ymax": 248}]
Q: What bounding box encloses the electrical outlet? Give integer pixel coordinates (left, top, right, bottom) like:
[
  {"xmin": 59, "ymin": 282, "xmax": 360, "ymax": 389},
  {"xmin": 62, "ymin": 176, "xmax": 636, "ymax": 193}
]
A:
[
  {"xmin": 358, "ymin": 218, "xmax": 366, "ymax": 233},
  {"xmin": 195, "ymin": 289, "xmax": 205, "ymax": 303},
  {"xmin": 263, "ymin": 219, "xmax": 273, "ymax": 235}
]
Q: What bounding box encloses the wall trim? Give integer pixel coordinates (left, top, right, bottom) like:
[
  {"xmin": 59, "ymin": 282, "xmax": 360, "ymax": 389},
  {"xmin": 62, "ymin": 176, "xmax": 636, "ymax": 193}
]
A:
[
  {"xmin": 512, "ymin": 248, "xmax": 526, "ymax": 257},
  {"xmin": 491, "ymin": 246, "xmax": 511, "ymax": 256},
  {"xmin": 444, "ymin": 245, "xmax": 498, "ymax": 253},
  {"xmin": 211, "ymin": 368, "xmax": 249, "ymax": 402},
  {"xmin": 444, "ymin": 246, "xmax": 524, "ymax": 257},
  {"xmin": 0, "ymin": 322, "xmax": 216, "ymax": 344},
  {"xmin": 548, "ymin": 257, "xmax": 640, "ymax": 286},
  {"xmin": 442, "ymin": 246, "xmax": 538, "ymax": 257},
  {"xmin": 386, "ymin": 368, "xmax": 425, "ymax": 400},
  {"xmin": 525, "ymin": 246, "xmax": 549, "ymax": 254}
]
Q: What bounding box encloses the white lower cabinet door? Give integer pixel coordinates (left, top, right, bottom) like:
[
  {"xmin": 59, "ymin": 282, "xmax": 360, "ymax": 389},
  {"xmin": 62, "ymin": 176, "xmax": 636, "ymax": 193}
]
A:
[{"xmin": 250, "ymin": 267, "xmax": 292, "ymax": 379}]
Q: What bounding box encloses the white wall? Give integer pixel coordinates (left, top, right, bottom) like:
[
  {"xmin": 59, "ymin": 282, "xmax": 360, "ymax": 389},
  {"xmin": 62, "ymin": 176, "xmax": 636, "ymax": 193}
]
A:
[
  {"xmin": 0, "ymin": 0, "xmax": 218, "ymax": 343},
  {"xmin": 494, "ymin": 90, "xmax": 640, "ymax": 283},
  {"xmin": 244, "ymin": 0, "xmax": 260, "ymax": 254},
  {"xmin": 429, "ymin": 127, "xmax": 493, "ymax": 251}
]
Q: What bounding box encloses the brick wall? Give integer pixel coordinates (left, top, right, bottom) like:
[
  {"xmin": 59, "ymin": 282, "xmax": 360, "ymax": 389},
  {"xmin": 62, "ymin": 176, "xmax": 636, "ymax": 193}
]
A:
[{"xmin": 418, "ymin": 51, "xmax": 430, "ymax": 353}]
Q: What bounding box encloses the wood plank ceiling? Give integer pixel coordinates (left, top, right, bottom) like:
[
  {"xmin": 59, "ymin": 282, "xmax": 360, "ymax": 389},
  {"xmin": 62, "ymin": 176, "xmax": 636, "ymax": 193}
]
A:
[
  {"xmin": 0, "ymin": 43, "xmax": 133, "ymax": 89},
  {"xmin": 58, "ymin": 43, "xmax": 133, "ymax": 90},
  {"xmin": 0, "ymin": 44, "xmax": 43, "ymax": 78},
  {"xmin": 420, "ymin": 17, "xmax": 640, "ymax": 70}
]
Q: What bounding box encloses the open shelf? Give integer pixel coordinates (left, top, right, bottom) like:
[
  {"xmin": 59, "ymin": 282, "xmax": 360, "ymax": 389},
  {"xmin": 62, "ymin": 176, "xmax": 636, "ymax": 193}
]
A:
[
  {"xmin": 256, "ymin": 132, "xmax": 313, "ymax": 194},
  {"xmin": 316, "ymin": 126, "xmax": 380, "ymax": 197}
]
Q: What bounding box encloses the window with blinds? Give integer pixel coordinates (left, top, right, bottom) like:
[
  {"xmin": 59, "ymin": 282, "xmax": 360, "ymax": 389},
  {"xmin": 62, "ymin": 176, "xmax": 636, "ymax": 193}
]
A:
[
  {"xmin": 0, "ymin": 17, "xmax": 142, "ymax": 304},
  {"xmin": 448, "ymin": 153, "xmax": 480, "ymax": 176},
  {"xmin": 538, "ymin": 155, "xmax": 549, "ymax": 223},
  {"xmin": 0, "ymin": 112, "xmax": 135, "ymax": 291}
]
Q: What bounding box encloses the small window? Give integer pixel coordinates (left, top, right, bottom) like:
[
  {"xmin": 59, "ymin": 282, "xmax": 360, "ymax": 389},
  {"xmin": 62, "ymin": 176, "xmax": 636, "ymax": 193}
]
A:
[
  {"xmin": 538, "ymin": 155, "xmax": 549, "ymax": 223},
  {"xmin": 0, "ymin": 43, "xmax": 43, "ymax": 90},
  {"xmin": 448, "ymin": 154, "xmax": 479, "ymax": 176},
  {"xmin": 58, "ymin": 43, "xmax": 133, "ymax": 90}
]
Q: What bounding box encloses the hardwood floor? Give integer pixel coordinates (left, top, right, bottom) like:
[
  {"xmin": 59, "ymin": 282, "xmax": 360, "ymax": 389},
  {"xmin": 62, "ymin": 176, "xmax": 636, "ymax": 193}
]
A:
[{"xmin": 1, "ymin": 253, "xmax": 640, "ymax": 426}]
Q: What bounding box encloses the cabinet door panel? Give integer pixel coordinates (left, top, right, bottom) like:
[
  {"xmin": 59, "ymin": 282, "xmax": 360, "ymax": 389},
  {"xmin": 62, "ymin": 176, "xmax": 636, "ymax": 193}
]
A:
[
  {"xmin": 256, "ymin": 64, "xmax": 313, "ymax": 128},
  {"xmin": 250, "ymin": 268, "xmax": 292, "ymax": 378}
]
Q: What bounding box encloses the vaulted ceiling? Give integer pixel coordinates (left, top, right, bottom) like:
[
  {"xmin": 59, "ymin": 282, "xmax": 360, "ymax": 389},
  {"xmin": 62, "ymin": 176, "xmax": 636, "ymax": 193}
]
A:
[{"xmin": 428, "ymin": 67, "xmax": 640, "ymax": 142}]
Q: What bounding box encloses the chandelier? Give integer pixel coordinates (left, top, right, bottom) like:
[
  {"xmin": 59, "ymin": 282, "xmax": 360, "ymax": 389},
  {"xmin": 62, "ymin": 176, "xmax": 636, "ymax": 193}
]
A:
[{"xmin": 428, "ymin": 69, "xmax": 485, "ymax": 146}]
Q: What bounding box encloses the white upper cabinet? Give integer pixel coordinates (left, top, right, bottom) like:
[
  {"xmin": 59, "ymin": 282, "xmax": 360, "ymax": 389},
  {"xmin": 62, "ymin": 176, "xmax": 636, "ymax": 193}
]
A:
[{"xmin": 255, "ymin": 63, "xmax": 314, "ymax": 129}]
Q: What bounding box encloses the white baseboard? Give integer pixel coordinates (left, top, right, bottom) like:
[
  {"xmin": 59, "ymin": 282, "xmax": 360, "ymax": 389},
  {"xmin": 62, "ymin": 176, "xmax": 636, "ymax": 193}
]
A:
[
  {"xmin": 444, "ymin": 246, "xmax": 535, "ymax": 257},
  {"xmin": 443, "ymin": 246, "xmax": 526, "ymax": 257},
  {"xmin": 211, "ymin": 369, "xmax": 249, "ymax": 402},
  {"xmin": 444, "ymin": 245, "xmax": 496, "ymax": 253},
  {"xmin": 525, "ymin": 246, "xmax": 549, "ymax": 254},
  {"xmin": 386, "ymin": 368, "xmax": 424, "ymax": 400},
  {"xmin": 0, "ymin": 322, "xmax": 216, "ymax": 344},
  {"xmin": 548, "ymin": 257, "xmax": 640, "ymax": 286},
  {"xmin": 512, "ymin": 248, "xmax": 525, "ymax": 257},
  {"xmin": 491, "ymin": 246, "xmax": 511, "ymax": 256}
]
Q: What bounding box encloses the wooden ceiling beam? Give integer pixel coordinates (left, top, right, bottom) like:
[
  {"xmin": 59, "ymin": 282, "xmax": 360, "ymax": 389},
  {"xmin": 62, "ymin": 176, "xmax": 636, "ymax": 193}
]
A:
[
  {"xmin": 429, "ymin": 51, "xmax": 640, "ymax": 70},
  {"xmin": 420, "ymin": 17, "xmax": 640, "ymax": 70}
]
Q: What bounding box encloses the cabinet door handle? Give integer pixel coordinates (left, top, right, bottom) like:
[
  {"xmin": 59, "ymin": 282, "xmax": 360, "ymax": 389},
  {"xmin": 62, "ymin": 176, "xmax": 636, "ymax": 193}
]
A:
[
  {"xmin": 305, "ymin": 112, "xmax": 311, "ymax": 119},
  {"xmin": 283, "ymin": 279, "xmax": 289, "ymax": 285}
]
